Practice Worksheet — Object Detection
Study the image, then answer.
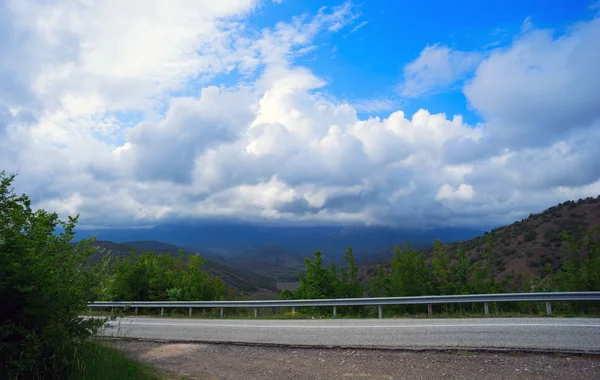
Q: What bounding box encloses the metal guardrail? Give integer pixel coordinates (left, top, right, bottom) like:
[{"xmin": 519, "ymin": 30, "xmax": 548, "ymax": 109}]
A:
[{"xmin": 87, "ymin": 292, "xmax": 600, "ymax": 318}]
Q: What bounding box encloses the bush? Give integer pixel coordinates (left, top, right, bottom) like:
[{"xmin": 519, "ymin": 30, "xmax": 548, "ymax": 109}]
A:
[
  {"xmin": 67, "ymin": 342, "xmax": 160, "ymax": 380},
  {"xmin": 0, "ymin": 172, "xmax": 105, "ymax": 379},
  {"xmin": 523, "ymin": 229, "xmax": 537, "ymax": 243}
]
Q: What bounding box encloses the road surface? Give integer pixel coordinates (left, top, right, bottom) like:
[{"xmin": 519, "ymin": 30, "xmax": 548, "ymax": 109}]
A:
[{"xmin": 99, "ymin": 317, "xmax": 600, "ymax": 353}]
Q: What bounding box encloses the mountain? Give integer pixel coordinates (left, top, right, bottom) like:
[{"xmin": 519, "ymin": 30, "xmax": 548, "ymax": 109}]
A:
[
  {"xmin": 76, "ymin": 222, "xmax": 483, "ymax": 261},
  {"xmin": 89, "ymin": 240, "xmax": 277, "ymax": 296},
  {"xmin": 444, "ymin": 196, "xmax": 600, "ymax": 279},
  {"xmin": 85, "ymin": 196, "xmax": 600, "ymax": 298}
]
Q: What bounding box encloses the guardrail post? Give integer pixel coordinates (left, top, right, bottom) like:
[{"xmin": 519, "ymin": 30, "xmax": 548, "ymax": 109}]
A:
[
  {"xmin": 254, "ymin": 308, "xmax": 258, "ymax": 318},
  {"xmin": 484, "ymin": 302, "xmax": 489, "ymax": 316},
  {"xmin": 292, "ymin": 306, "xmax": 295, "ymax": 316},
  {"xmin": 378, "ymin": 305, "xmax": 383, "ymax": 319},
  {"xmin": 220, "ymin": 308, "xmax": 224, "ymax": 318},
  {"xmin": 333, "ymin": 306, "xmax": 337, "ymax": 316},
  {"xmin": 546, "ymin": 302, "xmax": 552, "ymax": 315},
  {"xmin": 428, "ymin": 304, "xmax": 432, "ymax": 317},
  {"xmin": 135, "ymin": 307, "xmax": 138, "ymax": 315},
  {"xmin": 89, "ymin": 307, "xmax": 92, "ymax": 315},
  {"xmin": 189, "ymin": 307, "xmax": 192, "ymax": 317},
  {"xmin": 161, "ymin": 307, "xmax": 164, "ymax": 317},
  {"xmin": 111, "ymin": 306, "xmax": 114, "ymax": 314}
]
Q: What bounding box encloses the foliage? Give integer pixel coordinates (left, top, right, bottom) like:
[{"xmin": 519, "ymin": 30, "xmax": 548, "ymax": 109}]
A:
[
  {"xmin": 431, "ymin": 239, "xmax": 453, "ymax": 295},
  {"xmin": 291, "ymin": 250, "xmax": 340, "ymax": 300},
  {"xmin": 368, "ymin": 266, "xmax": 390, "ymax": 297},
  {"xmin": 101, "ymin": 251, "xmax": 231, "ymax": 301},
  {"xmin": 68, "ymin": 342, "xmax": 161, "ymax": 380},
  {"xmin": 283, "ymin": 218, "xmax": 599, "ymax": 316},
  {"xmin": 0, "ymin": 172, "xmax": 105, "ymax": 379},
  {"xmin": 388, "ymin": 242, "xmax": 430, "ymax": 297}
]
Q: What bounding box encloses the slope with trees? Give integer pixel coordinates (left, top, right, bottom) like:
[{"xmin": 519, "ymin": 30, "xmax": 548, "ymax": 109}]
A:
[
  {"xmin": 90, "ymin": 240, "xmax": 277, "ymax": 297},
  {"xmin": 445, "ymin": 196, "xmax": 600, "ymax": 280}
]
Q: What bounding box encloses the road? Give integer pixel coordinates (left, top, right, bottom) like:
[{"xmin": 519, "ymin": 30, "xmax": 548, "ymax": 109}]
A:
[{"xmin": 99, "ymin": 317, "xmax": 600, "ymax": 353}]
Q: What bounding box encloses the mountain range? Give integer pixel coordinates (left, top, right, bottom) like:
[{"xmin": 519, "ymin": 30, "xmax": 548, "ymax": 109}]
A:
[{"xmin": 83, "ymin": 196, "xmax": 599, "ymax": 298}]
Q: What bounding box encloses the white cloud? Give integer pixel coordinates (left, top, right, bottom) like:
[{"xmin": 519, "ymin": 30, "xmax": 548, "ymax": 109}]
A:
[
  {"xmin": 349, "ymin": 21, "xmax": 368, "ymax": 34},
  {"xmin": 352, "ymin": 98, "xmax": 397, "ymax": 113},
  {"xmin": 1, "ymin": 1, "xmax": 600, "ymax": 230},
  {"xmin": 435, "ymin": 184, "xmax": 476, "ymax": 202},
  {"xmin": 401, "ymin": 45, "xmax": 482, "ymax": 97},
  {"xmin": 464, "ymin": 18, "xmax": 600, "ymax": 147}
]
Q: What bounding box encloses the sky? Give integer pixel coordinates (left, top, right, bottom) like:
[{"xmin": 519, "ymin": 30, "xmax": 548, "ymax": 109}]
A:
[{"xmin": 1, "ymin": 0, "xmax": 600, "ymax": 229}]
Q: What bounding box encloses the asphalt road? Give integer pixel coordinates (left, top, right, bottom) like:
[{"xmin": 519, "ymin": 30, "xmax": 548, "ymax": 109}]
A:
[{"xmin": 100, "ymin": 317, "xmax": 600, "ymax": 353}]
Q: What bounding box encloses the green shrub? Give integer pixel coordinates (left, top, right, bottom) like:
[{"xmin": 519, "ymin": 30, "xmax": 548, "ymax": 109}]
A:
[
  {"xmin": 68, "ymin": 341, "xmax": 161, "ymax": 380},
  {"xmin": 0, "ymin": 172, "xmax": 105, "ymax": 379}
]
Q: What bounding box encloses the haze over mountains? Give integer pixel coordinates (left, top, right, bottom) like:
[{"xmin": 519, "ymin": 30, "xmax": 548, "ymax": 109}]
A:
[
  {"xmin": 77, "ymin": 223, "xmax": 483, "ymax": 261},
  {"xmin": 85, "ymin": 196, "xmax": 599, "ymax": 299}
]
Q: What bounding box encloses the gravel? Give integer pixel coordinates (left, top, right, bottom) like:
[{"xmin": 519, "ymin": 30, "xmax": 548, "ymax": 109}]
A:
[{"xmin": 119, "ymin": 340, "xmax": 600, "ymax": 380}]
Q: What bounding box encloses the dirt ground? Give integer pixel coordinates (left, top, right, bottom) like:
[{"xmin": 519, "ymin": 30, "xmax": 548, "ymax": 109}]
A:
[{"xmin": 119, "ymin": 340, "xmax": 600, "ymax": 380}]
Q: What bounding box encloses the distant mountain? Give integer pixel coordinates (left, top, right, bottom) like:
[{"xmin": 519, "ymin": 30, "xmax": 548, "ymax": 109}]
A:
[{"xmin": 76, "ymin": 222, "xmax": 483, "ymax": 261}]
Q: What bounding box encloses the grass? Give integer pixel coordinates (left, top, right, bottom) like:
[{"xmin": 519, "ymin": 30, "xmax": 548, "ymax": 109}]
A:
[{"xmin": 68, "ymin": 341, "xmax": 162, "ymax": 380}]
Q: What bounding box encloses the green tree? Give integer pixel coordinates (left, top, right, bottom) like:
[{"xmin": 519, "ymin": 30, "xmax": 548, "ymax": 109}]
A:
[
  {"xmin": 431, "ymin": 239, "xmax": 454, "ymax": 295},
  {"xmin": 293, "ymin": 251, "xmax": 339, "ymax": 299},
  {"xmin": 368, "ymin": 266, "xmax": 390, "ymax": 297},
  {"xmin": 453, "ymin": 244, "xmax": 471, "ymax": 294},
  {"xmin": 555, "ymin": 227, "xmax": 600, "ymax": 292},
  {"xmin": 102, "ymin": 251, "xmax": 230, "ymax": 302},
  {"xmin": 388, "ymin": 242, "xmax": 429, "ymax": 297},
  {"xmin": 0, "ymin": 172, "xmax": 105, "ymax": 379},
  {"xmin": 339, "ymin": 248, "xmax": 362, "ymax": 298}
]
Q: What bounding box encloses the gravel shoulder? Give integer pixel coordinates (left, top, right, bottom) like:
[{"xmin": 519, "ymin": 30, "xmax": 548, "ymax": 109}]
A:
[{"xmin": 118, "ymin": 340, "xmax": 600, "ymax": 380}]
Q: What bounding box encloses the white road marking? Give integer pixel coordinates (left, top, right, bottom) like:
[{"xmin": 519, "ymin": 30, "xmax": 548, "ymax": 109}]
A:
[{"xmin": 106, "ymin": 321, "xmax": 600, "ymax": 329}]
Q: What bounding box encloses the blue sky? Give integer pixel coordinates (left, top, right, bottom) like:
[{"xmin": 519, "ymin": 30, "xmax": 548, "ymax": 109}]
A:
[
  {"xmin": 247, "ymin": 0, "xmax": 598, "ymax": 123},
  {"xmin": 1, "ymin": 0, "xmax": 600, "ymax": 229}
]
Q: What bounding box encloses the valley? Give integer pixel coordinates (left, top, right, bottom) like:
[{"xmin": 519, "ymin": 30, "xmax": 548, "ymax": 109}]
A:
[{"xmin": 88, "ymin": 196, "xmax": 600, "ymax": 299}]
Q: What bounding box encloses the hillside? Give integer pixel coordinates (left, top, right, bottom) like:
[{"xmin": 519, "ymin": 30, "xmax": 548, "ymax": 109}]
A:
[
  {"xmin": 226, "ymin": 245, "xmax": 308, "ymax": 281},
  {"xmin": 89, "ymin": 240, "xmax": 277, "ymax": 297},
  {"xmin": 445, "ymin": 196, "xmax": 600, "ymax": 280}
]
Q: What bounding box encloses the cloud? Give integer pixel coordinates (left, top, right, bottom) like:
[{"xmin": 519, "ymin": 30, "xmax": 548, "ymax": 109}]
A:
[
  {"xmin": 464, "ymin": 18, "xmax": 600, "ymax": 148},
  {"xmin": 401, "ymin": 45, "xmax": 482, "ymax": 97},
  {"xmin": 349, "ymin": 21, "xmax": 368, "ymax": 34},
  {"xmin": 352, "ymin": 98, "xmax": 397, "ymax": 113},
  {"xmin": 1, "ymin": 1, "xmax": 600, "ymax": 230},
  {"xmin": 435, "ymin": 184, "xmax": 476, "ymax": 202}
]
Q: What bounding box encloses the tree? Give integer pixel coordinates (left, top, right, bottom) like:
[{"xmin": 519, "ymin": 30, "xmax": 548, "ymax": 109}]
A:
[
  {"xmin": 388, "ymin": 242, "xmax": 429, "ymax": 297},
  {"xmin": 0, "ymin": 172, "xmax": 104, "ymax": 378},
  {"xmin": 292, "ymin": 251, "xmax": 337, "ymax": 300},
  {"xmin": 556, "ymin": 227, "xmax": 600, "ymax": 292},
  {"xmin": 431, "ymin": 239, "xmax": 453, "ymax": 295},
  {"xmin": 453, "ymin": 244, "xmax": 471, "ymax": 294},
  {"xmin": 368, "ymin": 266, "xmax": 390, "ymax": 297},
  {"xmin": 339, "ymin": 248, "xmax": 362, "ymax": 298}
]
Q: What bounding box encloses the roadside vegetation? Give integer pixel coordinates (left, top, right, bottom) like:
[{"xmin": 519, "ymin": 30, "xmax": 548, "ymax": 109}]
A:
[
  {"xmin": 0, "ymin": 172, "xmax": 160, "ymax": 379},
  {"xmin": 278, "ymin": 230, "xmax": 600, "ymax": 316},
  {"xmin": 91, "ymin": 224, "xmax": 599, "ymax": 318}
]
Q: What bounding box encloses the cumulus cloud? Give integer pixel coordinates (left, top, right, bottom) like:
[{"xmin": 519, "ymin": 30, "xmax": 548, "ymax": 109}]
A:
[
  {"xmin": 401, "ymin": 45, "xmax": 482, "ymax": 97},
  {"xmin": 464, "ymin": 18, "xmax": 600, "ymax": 147},
  {"xmin": 435, "ymin": 184, "xmax": 476, "ymax": 202},
  {"xmin": 1, "ymin": 1, "xmax": 599, "ymax": 229}
]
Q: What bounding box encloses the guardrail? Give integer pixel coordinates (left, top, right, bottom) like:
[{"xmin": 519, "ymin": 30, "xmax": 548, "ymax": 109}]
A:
[{"xmin": 87, "ymin": 291, "xmax": 600, "ymax": 319}]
